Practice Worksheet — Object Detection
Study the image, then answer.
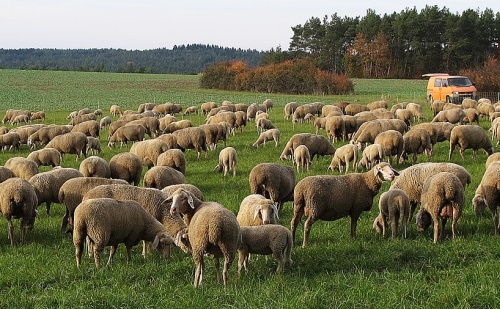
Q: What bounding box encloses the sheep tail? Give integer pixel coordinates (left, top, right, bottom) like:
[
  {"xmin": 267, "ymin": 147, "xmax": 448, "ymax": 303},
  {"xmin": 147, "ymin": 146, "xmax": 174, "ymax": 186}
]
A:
[{"xmin": 285, "ymin": 230, "xmax": 293, "ymax": 264}]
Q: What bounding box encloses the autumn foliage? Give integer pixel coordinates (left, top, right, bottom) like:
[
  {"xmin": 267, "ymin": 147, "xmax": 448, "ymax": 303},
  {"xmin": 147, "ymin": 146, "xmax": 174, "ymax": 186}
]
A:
[
  {"xmin": 200, "ymin": 58, "xmax": 353, "ymax": 95},
  {"xmin": 460, "ymin": 56, "xmax": 500, "ymax": 92}
]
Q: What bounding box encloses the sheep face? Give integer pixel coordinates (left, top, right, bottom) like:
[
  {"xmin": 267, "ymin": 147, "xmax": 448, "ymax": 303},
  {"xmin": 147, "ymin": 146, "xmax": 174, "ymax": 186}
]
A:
[
  {"xmin": 373, "ymin": 162, "xmax": 399, "ymax": 181},
  {"xmin": 472, "ymin": 194, "xmax": 487, "ymax": 215},
  {"xmin": 152, "ymin": 232, "xmax": 174, "ymax": 258},
  {"xmin": 416, "ymin": 209, "xmax": 432, "ymax": 232},
  {"xmin": 174, "ymin": 229, "xmax": 192, "ymax": 253},
  {"xmin": 169, "ymin": 190, "xmax": 194, "ymax": 216},
  {"xmin": 253, "ymin": 202, "xmax": 279, "ymax": 224}
]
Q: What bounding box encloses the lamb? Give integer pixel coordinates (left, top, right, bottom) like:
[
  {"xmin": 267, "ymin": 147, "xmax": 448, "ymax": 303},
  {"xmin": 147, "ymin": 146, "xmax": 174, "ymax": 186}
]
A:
[
  {"xmin": 86, "ymin": 136, "xmax": 102, "ymax": 155},
  {"xmin": 372, "ymin": 189, "xmax": 410, "ymax": 239},
  {"xmin": 107, "ymin": 124, "xmax": 146, "ymax": 148},
  {"xmin": 0, "ymin": 131, "xmax": 21, "ymax": 151},
  {"xmin": 417, "ymin": 172, "xmax": 465, "ymax": 243},
  {"xmin": 357, "ymin": 143, "xmax": 385, "ymax": 170},
  {"xmin": 253, "ymin": 128, "xmax": 280, "ymax": 148},
  {"xmin": 0, "ymin": 178, "xmax": 38, "ymax": 245},
  {"xmin": 79, "ymin": 156, "xmax": 111, "ymax": 178},
  {"xmin": 237, "ymin": 194, "xmax": 279, "ymax": 226},
  {"xmin": 110, "ymin": 104, "xmax": 123, "ymax": 117},
  {"xmin": 400, "ymin": 128, "xmax": 432, "ymax": 164},
  {"xmin": 171, "ymin": 127, "xmax": 208, "ymax": 159},
  {"xmin": 390, "ymin": 162, "xmax": 471, "ymax": 220},
  {"xmin": 168, "ymin": 188, "xmax": 240, "ymax": 288},
  {"xmin": 143, "ymin": 166, "xmax": 185, "ymax": 189},
  {"xmin": 214, "ymin": 147, "xmax": 237, "ymax": 177},
  {"xmin": 449, "ymin": 125, "xmax": 494, "ymax": 160},
  {"xmin": 431, "ymin": 109, "xmax": 465, "ymax": 124},
  {"xmin": 129, "ymin": 139, "xmax": 169, "ymax": 168},
  {"xmin": 293, "ymin": 144, "xmax": 312, "ymax": 173},
  {"xmin": 183, "ymin": 106, "xmax": 198, "ymax": 115},
  {"xmin": 26, "ymin": 147, "xmax": 62, "ymax": 167},
  {"xmin": 156, "ymin": 149, "xmax": 186, "ymax": 175},
  {"xmin": 99, "ymin": 116, "xmax": 111, "ymax": 129},
  {"xmin": 73, "ymin": 198, "xmax": 174, "ymax": 268},
  {"xmin": 45, "ymin": 132, "xmax": 88, "ymax": 161},
  {"xmin": 327, "ymin": 144, "xmax": 359, "ymax": 173},
  {"xmin": 373, "ymin": 130, "xmax": 404, "ymax": 166},
  {"xmin": 471, "ymin": 162, "xmax": 500, "ymax": 231},
  {"xmin": 280, "ymin": 133, "xmax": 335, "ymax": 161},
  {"xmin": 28, "ymin": 167, "xmax": 83, "ymax": 215},
  {"xmin": 29, "ymin": 111, "xmax": 46, "ymax": 122},
  {"xmin": 11, "ymin": 114, "xmax": 29, "ymax": 125},
  {"xmin": 82, "ymin": 184, "xmax": 187, "ymax": 258},
  {"xmin": 71, "ymin": 120, "xmax": 100, "ymax": 138},
  {"xmin": 238, "ymin": 225, "xmax": 293, "ymax": 274},
  {"xmin": 4, "ymin": 157, "xmax": 39, "ymax": 180},
  {"xmin": 291, "ymin": 162, "xmax": 399, "ymax": 247},
  {"xmin": 109, "ymin": 152, "xmax": 143, "ymax": 186},
  {"xmin": 58, "ymin": 177, "xmax": 130, "ymax": 233},
  {"xmin": 249, "ymin": 163, "xmax": 296, "ymax": 210}
]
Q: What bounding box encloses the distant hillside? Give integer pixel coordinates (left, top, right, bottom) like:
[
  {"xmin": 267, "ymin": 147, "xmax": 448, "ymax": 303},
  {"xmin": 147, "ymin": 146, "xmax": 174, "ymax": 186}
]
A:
[{"xmin": 0, "ymin": 44, "xmax": 263, "ymax": 74}]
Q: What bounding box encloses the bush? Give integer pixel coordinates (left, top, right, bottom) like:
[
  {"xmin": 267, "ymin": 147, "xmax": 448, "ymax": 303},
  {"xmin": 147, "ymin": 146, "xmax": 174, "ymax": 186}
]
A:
[{"xmin": 460, "ymin": 56, "xmax": 500, "ymax": 92}]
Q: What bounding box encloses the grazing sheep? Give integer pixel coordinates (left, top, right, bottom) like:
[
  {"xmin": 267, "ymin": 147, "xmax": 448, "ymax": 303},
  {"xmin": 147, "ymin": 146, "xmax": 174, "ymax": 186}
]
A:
[
  {"xmin": 293, "ymin": 145, "xmax": 312, "ymax": 173},
  {"xmin": 28, "ymin": 167, "xmax": 83, "ymax": 215},
  {"xmin": 0, "ymin": 131, "xmax": 21, "ymax": 151},
  {"xmin": 255, "ymin": 118, "xmax": 275, "ymax": 134},
  {"xmin": 59, "ymin": 177, "xmax": 129, "ymax": 233},
  {"xmin": 485, "ymin": 152, "xmax": 500, "ymax": 170},
  {"xmin": 390, "ymin": 162, "xmax": 471, "ymax": 220},
  {"xmin": 405, "ymin": 103, "xmax": 425, "ymax": 121},
  {"xmin": 367, "ymin": 100, "xmax": 388, "ymax": 111},
  {"xmin": 462, "ymin": 108, "xmax": 480, "ymax": 125},
  {"xmin": 471, "ymin": 162, "xmax": 500, "ymax": 231},
  {"xmin": 253, "ymin": 128, "xmax": 280, "ymax": 148},
  {"xmin": 129, "ymin": 139, "xmax": 169, "ymax": 169},
  {"xmin": 168, "ymin": 188, "xmax": 240, "ymax": 288},
  {"xmin": 249, "ymin": 163, "xmax": 296, "ymax": 211},
  {"xmin": 449, "ymin": 125, "xmax": 494, "ymax": 160},
  {"xmin": 344, "ymin": 103, "xmax": 369, "ymax": 115},
  {"xmin": 27, "ymin": 124, "xmax": 72, "ymax": 149},
  {"xmin": 109, "ymin": 152, "xmax": 143, "ymax": 186},
  {"xmin": 143, "ymin": 166, "xmax": 185, "ymax": 189},
  {"xmin": 328, "ymin": 144, "xmax": 359, "ymax": 174},
  {"xmin": 431, "ymin": 109, "xmax": 465, "ymax": 124},
  {"xmin": 350, "ymin": 119, "xmax": 407, "ymax": 149},
  {"xmin": 477, "ymin": 101, "xmax": 495, "ymax": 119},
  {"xmin": 30, "ymin": 111, "xmax": 46, "ymax": 122},
  {"xmin": 431, "ymin": 121, "xmax": 455, "ymax": 142},
  {"xmin": 73, "ymin": 198, "xmax": 174, "ymax": 268},
  {"xmin": 45, "ymin": 132, "xmax": 88, "ymax": 161},
  {"xmin": 2, "ymin": 109, "xmax": 31, "ymax": 124},
  {"xmin": 70, "ymin": 113, "xmax": 97, "ymax": 126},
  {"xmin": 357, "ymin": 143, "xmax": 385, "ymax": 170},
  {"xmin": 207, "ymin": 112, "xmax": 237, "ymax": 135},
  {"xmin": 238, "ymin": 225, "xmax": 293, "ymax": 274},
  {"xmin": 280, "ymin": 133, "xmax": 335, "ymax": 161},
  {"xmin": 183, "ymin": 106, "xmax": 198, "ymax": 115},
  {"xmin": 199, "ymin": 123, "xmax": 227, "ymax": 150},
  {"xmin": 418, "ymin": 172, "xmax": 465, "ymax": 243},
  {"xmin": 107, "ymin": 124, "xmax": 146, "ymax": 148},
  {"xmin": 291, "ymin": 162, "xmax": 399, "ymax": 247},
  {"xmin": 172, "ymin": 127, "xmax": 208, "ymax": 159},
  {"xmin": 213, "ymin": 147, "xmax": 237, "ymax": 177},
  {"xmin": 27, "ymin": 147, "xmax": 62, "ymax": 167},
  {"xmin": 71, "ymin": 120, "xmax": 100, "ymax": 138},
  {"xmin": 99, "ymin": 116, "xmax": 111, "ymax": 129},
  {"xmin": 372, "ymin": 189, "xmax": 410, "ymax": 239},
  {"xmin": 127, "ymin": 117, "xmax": 161, "ymax": 138},
  {"xmin": 234, "ymin": 110, "xmax": 247, "ymax": 133},
  {"xmin": 0, "ymin": 167, "xmax": 13, "ymax": 183},
  {"xmin": 284, "ymin": 102, "xmax": 299, "ymax": 120},
  {"xmin": 4, "ymin": 157, "xmax": 39, "ymax": 180},
  {"xmin": 86, "ymin": 136, "xmax": 102, "ymax": 155},
  {"xmin": 10, "ymin": 114, "xmax": 29, "ymax": 125},
  {"xmin": 156, "ymin": 149, "xmax": 186, "ymax": 175},
  {"xmin": 156, "ymin": 133, "xmax": 178, "ymax": 150},
  {"xmin": 394, "ymin": 108, "xmax": 414, "ymax": 127},
  {"xmin": 110, "ymin": 104, "xmax": 123, "ymax": 117},
  {"xmin": 0, "ymin": 178, "xmax": 38, "ymax": 245},
  {"xmin": 462, "ymin": 98, "xmax": 478, "ymax": 109},
  {"xmin": 79, "ymin": 156, "xmax": 111, "ymax": 178},
  {"xmin": 107, "ymin": 120, "xmax": 130, "ymax": 138},
  {"xmin": 400, "ymin": 128, "xmax": 432, "ymax": 164},
  {"xmin": 161, "ymin": 183, "xmax": 204, "ymax": 202},
  {"xmin": 237, "ymin": 194, "xmax": 279, "ymax": 226},
  {"xmin": 373, "ymin": 130, "xmax": 404, "ymax": 166},
  {"xmin": 430, "ymin": 100, "xmax": 445, "ymax": 116},
  {"xmin": 325, "ymin": 116, "xmax": 346, "ymax": 142},
  {"xmin": 200, "ymin": 101, "xmax": 218, "ymax": 115}
]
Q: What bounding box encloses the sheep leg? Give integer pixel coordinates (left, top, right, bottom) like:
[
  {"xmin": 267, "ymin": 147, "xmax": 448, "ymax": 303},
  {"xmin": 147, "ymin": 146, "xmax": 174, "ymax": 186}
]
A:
[
  {"xmin": 391, "ymin": 212, "xmax": 399, "ymax": 240},
  {"xmin": 380, "ymin": 213, "xmax": 388, "ymax": 237},
  {"xmin": 290, "ymin": 206, "xmax": 304, "ymax": 242},
  {"xmin": 273, "ymin": 249, "xmax": 285, "ymax": 274},
  {"xmin": 213, "ymin": 257, "xmax": 222, "ymax": 284},
  {"xmin": 107, "ymin": 245, "xmax": 117, "ymax": 266},
  {"xmin": 432, "ymin": 218, "xmax": 440, "ymax": 244},
  {"xmin": 350, "ymin": 215, "xmax": 360, "ymax": 240},
  {"xmin": 93, "ymin": 245, "xmax": 104, "ymax": 268},
  {"xmin": 7, "ymin": 219, "xmax": 14, "ymax": 246},
  {"xmin": 494, "ymin": 208, "xmax": 500, "ymax": 235},
  {"xmin": 302, "ymin": 216, "xmax": 316, "ymax": 247},
  {"xmin": 193, "ymin": 253, "xmax": 204, "ymax": 288},
  {"xmin": 452, "ymin": 209, "xmax": 459, "ymax": 239},
  {"xmin": 238, "ymin": 250, "xmax": 248, "ymax": 274},
  {"xmin": 74, "ymin": 237, "xmax": 85, "ymax": 268}
]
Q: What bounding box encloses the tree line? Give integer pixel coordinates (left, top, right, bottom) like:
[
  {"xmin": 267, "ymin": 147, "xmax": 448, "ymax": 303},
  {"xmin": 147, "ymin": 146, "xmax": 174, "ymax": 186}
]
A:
[{"xmin": 0, "ymin": 44, "xmax": 263, "ymax": 74}]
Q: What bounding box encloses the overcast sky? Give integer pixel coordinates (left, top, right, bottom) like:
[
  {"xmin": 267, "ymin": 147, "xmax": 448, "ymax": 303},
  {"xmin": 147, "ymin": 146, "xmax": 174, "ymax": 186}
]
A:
[{"xmin": 1, "ymin": 1, "xmax": 498, "ymax": 51}]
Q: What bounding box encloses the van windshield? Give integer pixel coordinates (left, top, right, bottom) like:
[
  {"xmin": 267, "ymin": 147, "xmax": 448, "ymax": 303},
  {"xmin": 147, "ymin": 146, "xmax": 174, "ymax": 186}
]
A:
[{"xmin": 448, "ymin": 77, "xmax": 472, "ymax": 87}]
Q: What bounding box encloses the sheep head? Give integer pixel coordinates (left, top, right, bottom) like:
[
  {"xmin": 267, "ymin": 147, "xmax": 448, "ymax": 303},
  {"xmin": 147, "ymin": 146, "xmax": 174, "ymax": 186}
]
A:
[
  {"xmin": 253, "ymin": 201, "xmax": 279, "ymax": 224},
  {"xmin": 151, "ymin": 232, "xmax": 174, "ymax": 258},
  {"xmin": 168, "ymin": 189, "xmax": 195, "ymax": 216},
  {"xmin": 373, "ymin": 162, "xmax": 399, "ymax": 181},
  {"xmin": 472, "ymin": 193, "xmax": 487, "ymax": 215}
]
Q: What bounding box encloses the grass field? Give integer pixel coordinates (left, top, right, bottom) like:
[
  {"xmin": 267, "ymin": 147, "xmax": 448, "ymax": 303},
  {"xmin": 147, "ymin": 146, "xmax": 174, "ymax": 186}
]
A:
[{"xmin": 0, "ymin": 69, "xmax": 499, "ymax": 308}]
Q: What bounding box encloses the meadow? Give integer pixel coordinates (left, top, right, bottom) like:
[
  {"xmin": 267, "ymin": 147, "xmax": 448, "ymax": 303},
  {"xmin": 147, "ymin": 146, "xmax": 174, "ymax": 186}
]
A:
[{"xmin": 0, "ymin": 69, "xmax": 499, "ymax": 308}]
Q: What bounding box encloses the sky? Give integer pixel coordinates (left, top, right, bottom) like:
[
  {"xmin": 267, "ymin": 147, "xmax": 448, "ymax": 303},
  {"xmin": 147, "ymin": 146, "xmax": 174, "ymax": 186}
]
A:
[{"xmin": 1, "ymin": 0, "xmax": 498, "ymax": 52}]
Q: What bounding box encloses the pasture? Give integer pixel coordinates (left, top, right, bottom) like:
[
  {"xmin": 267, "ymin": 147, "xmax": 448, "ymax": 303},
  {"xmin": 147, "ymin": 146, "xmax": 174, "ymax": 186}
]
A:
[{"xmin": 0, "ymin": 69, "xmax": 499, "ymax": 308}]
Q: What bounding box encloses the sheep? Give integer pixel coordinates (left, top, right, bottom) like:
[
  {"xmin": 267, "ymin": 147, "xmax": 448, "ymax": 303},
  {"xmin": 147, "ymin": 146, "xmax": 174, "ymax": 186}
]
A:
[
  {"xmin": 127, "ymin": 117, "xmax": 161, "ymax": 138},
  {"xmin": 82, "ymin": 184, "xmax": 187, "ymax": 258},
  {"xmin": 168, "ymin": 188, "xmax": 240, "ymax": 288},
  {"xmin": 430, "ymin": 121, "xmax": 455, "ymax": 142},
  {"xmin": 58, "ymin": 177, "xmax": 129, "ymax": 233},
  {"xmin": 462, "ymin": 98, "xmax": 478, "ymax": 109},
  {"xmin": 207, "ymin": 111, "xmax": 236, "ymax": 135},
  {"xmin": 99, "ymin": 116, "xmax": 111, "ymax": 129},
  {"xmin": 430, "ymin": 100, "xmax": 445, "ymax": 116},
  {"xmin": 249, "ymin": 163, "xmax": 296, "ymax": 211},
  {"xmin": 171, "ymin": 127, "xmax": 208, "ymax": 159},
  {"xmin": 325, "ymin": 116, "xmax": 346, "ymax": 142},
  {"xmin": 462, "ymin": 108, "xmax": 480, "ymax": 125},
  {"xmin": 234, "ymin": 110, "xmax": 247, "ymax": 133},
  {"xmin": 200, "ymin": 101, "xmax": 218, "ymax": 115},
  {"xmin": 156, "ymin": 133, "xmax": 178, "ymax": 150},
  {"xmin": 0, "ymin": 167, "xmax": 13, "ymax": 183},
  {"xmin": 27, "ymin": 124, "xmax": 72, "ymax": 149},
  {"xmin": 143, "ymin": 166, "xmax": 185, "ymax": 189},
  {"xmin": 344, "ymin": 103, "xmax": 369, "ymax": 115},
  {"xmin": 350, "ymin": 119, "xmax": 407, "ymax": 149},
  {"xmin": 477, "ymin": 102, "xmax": 494, "ymax": 119},
  {"xmin": 79, "ymin": 156, "xmax": 111, "ymax": 178},
  {"xmin": 73, "ymin": 198, "xmax": 174, "ymax": 268},
  {"xmin": 129, "ymin": 139, "xmax": 169, "ymax": 169},
  {"xmin": 26, "ymin": 147, "xmax": 62, "ymax": 167},
  {"xmin": 400, "ymin": 128, "xmax": 432, "ymax": 164},
  {"xmin": 238, "ymin": 225, "xmax": 293, "ymax": 274},
  {"xmin": 138, "ymin": 102, "xmax": 157, "ymax": 113},
  {"xmin": 390, "ymin": 162, "xmax": 471, "ymax": 220},
  {"xmin": 321, "ymin": 105, "xmax": 342, "ymax": 117},
  {"xmin": 0, "ymin": 131, "xmax": 21, "ymax": 151},
  {"xmin": 109, "ymin": 152, "xmax": 143, "ymax": 186},
  {"xmin": 411, "ymin": 122, "xmax": 439, "ymax": 147},
  {"xmin": 293, "ymin": 144, "xmax": 312, "ymax": 173},
  {"xmin": 471, "ymin": 162, "xmax": 500, "ymax": 232},
  {"xmin": 28, "ymin": 167, "xmax": 83, "ymax": 215},
  {"xmin": 291, "ymin": 162, "xmax": 399, "ymax": 247},
  {"xmin": 357, "ymin": 143, "xmax": 385, "ymax": 170},
  {"xmin": 253, "ymin": 128, "xmax": 280, "ymax": 148},
  {"xmin": 86, "ymin": 136, "xmax": 102, "ymax": 155},
  {"xmin": 367, "ymin": 100, "xmax": 388, "ymax": 111},
  {"xmin": 237, "ymin": 194, "xmax": 279, "ymax": 226},
  {"xmin": 71, "ymin": 120, "xmax": 100, "ymax": 138},
  {"xmin": 284, "ymin": 102, "xmax": 299, "ymax": 120},
  {"xmin": 161, "ymin": 183, "xmax": 204, "ymax": 202},
  {"xmin": 372, "ymin": 108, "xmax": 394, "ymax": 119},
  {"xmin": 11, "ymin": 114, "xmax": 29, "ymax": 125},
  {"xmin": 353, "ymin": 111, "xmax": 378, "ymax": 128},
  {"xmin": 213, "ymin": 147, "xmax": 237, "ymax": 177},
  {"xmin": 29, "ymin": 111, "xmax": 46, "ymax": 122},
  {"xmin": 342, "ymin": 115, "xmax": 357, "ymax": 139},
  {"xmin": 405, "ymin": 103, "xmax": 425, "ymax": 121},
  {"xmin": 449, "ymin": 125, "xmax": 494, "ymax": 160},
  {"xmin": 110, "ymin": 104, "xmax": 123, "ymax": 117},
  {"xmin": 107, "ymin": 124, "xmax": 146, "ymax": 148},
  {"xmin": 2, "ymin": 109, "xmax": 31, "ymax": 124},
  {"xmin": 485, "ymin": 152, "xmax": 500, "ymax": 170},
  {"xmin": 394, "ymin": 108, "xmax": 413, "ymax": 127},
  {"xmin": 10, "ymin": 124, "xmax": 45, "ymax": 146},
  {"xmin": 417, "ymin": 172, "xmax": 465, "ymax": 243},
  {"xmin": 0, "ymin": 126, "xmax": 8, "ymax": 134},
  {"xmin": 280, "ymin": 133, "xmax": 335, "ymax": 161},
  {"xmin": 199, "ymin": 123, "xmax": 224, "ymax": 150},
  {"xmin": 255, "ymin": 118, "xmax": 275, "ymax": 134},
  {"xmin": 292, "ymin": 104, "xmax": 315, "ymax": 123},
  {"xmin": 66, "ymin": 111, "xmax": 78, "ymax": 120},
  {"xmin": 373, "ymin": 130, "xmax": 404, "ymax": 166},
  {"xmin": 183, "ymin": 106, "xmax": 198, "ymax": 115},
  {"xmin": 107, "ymin": 120, "xmax": 130, "ymax": 138},
  {"xmin": 70, "ymin": 113, "xmax": 97, "ymax": 126},
  {"xmin": 0, "ymin": 177, "xmax": 37, "ymax": 245},
  {"xmin": 372, "ymin": 189, "xmax": 410, "ymax": 239},
  {"xmin": 45, "ymin": 132, "xmax": 88, "ymax": 161},
  {"xmin": 4, "ymin": 157, "xmax": 39, "ymax": 180},
  {"xmin": 154, "ymin": 102, "xmax": 182, "ymax": 116},
  {"xmin": 156, "ymin": 149, "xmax": 186, "ymax": 175},
  {"xmin": 431, "ymin": 109, "xmax": 465, "ymax": 124},
  {"xmin": 328, "ymin": 144, "xmax": 359, "ymax": 174},
  {"xmin": 443, "ymin": 103, "xmax": 463, "ymax": 111},
  {"xmin": 262, "ymin": 98, "xmax": 273, "ymax": 111}
]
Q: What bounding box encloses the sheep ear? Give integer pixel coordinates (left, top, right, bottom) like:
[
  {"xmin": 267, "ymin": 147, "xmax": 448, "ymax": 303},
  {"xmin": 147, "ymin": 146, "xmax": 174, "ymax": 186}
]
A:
[
  {"xmin": 391, "ymin": 168, "xmax": 400, "ymax": 176},
  {"xmin": 152, "ymin": 235, "xmax": 160, "ymax": 250},
  {"xmin": 373, "ymin": 166, "xmax": 381, "ymax": 177},
  {"xmin": 272, "ymin": 203, "xmax": 279, "ymax": 221},
  {"xmin": 187, "ymin": 195, "xmax": 195, "ymax": 209},
  {"xmin": 253, "ymin": 205, "xmax": 261, "ymax": 221},
  {"xmin": 162, "ymin": 198, "xmax": 172, "ymax": 205}
]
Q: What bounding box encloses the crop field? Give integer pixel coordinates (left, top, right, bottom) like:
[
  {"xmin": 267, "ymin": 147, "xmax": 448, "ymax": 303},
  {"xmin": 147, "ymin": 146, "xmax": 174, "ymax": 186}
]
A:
[{"xmin": 0, "ymin": 69, "xmax": 499, "ymax": 308}]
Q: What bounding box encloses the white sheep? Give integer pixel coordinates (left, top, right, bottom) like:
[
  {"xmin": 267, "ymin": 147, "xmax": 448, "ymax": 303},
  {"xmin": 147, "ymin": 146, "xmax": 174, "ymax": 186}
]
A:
[
  {"xmin": 172, "ymin": 127, "xmax": 208, "ymax": 159},
  {"xmin": 73, "ymin": 198, "xmax": 174, "ymax": 268},
  {"xmin": 129, "ymin": 138, "xmax": 169, "ymax": 168},
  {"xmin": 156, "ymin": 149, "xmax": 186, "ymax": 175},
  {"xmin": 372, "ymin": 189, "xmax": 410, "ymax": 239},
  {"xmin": 373, "ymin": 129, "xmax": 404, "ymax": 166},
  {"xmin": 143, "ymin": 166, "xmax": 185, "ymax": 189},
  {"xmin": 291, "ymin": 162, "xmax": 399, "ymax": 247},
  {"xmin": 214, "ymin": 147, "xmax": 237, "ymax": 177},
  {"xmin": 449, "ymin": 125, "xmax": 494, "ymax": 160},
  {"xmin": 357, "ymin": 143, "xmax": 385, "ymax": 170},
  {"xmin": 249, "ymin": 163, "xmax": 296, "ymax": 211},
  {"xmin": 79, "ymin": 156, "xmax": 111, "ymax": 178},
  {"xmin": 107, "ymin": 124, "xmax": 146, "ymax": 148},
  {"xmin": 26, "ymin": 147, "xmax": 62, "ymax": 167},
  {"xmin": 328, "ymin": 143, "xmax": 359, "ymax": 173},
  {"xmin": 400, "ymin": 128, "xmax": 432, "ymax": 164},
  {"xmin": 417, "ymin": 172, "xmax": 465, "ymax": 243},
  {"xmin": 471, "ymin": 162, "xmax": 500, "ymax": 232},
  {"xmin": 4, "ymin": 157, "xmax": 39, "ymax": 180},
  {"xmin": 45, "ymin": 132, "xmax": 88, "ymax": 161},
  {"xmin": 253, "ymin": 128, "xmax": 280, "ymax": 148},
  {"xmin": 293, "ymin": 144, "xmax": 312, "ymax": 173},
  {"xmin": 237, "ymin": 194, "xmax": 279, "ymax": 226},
  {"xmin": 238, "ymin": 225, "xmax": 293, "ymax": 274},
  {"xmin": 168, "ymin": 188, "xmax": 240, "ymax": 288}
]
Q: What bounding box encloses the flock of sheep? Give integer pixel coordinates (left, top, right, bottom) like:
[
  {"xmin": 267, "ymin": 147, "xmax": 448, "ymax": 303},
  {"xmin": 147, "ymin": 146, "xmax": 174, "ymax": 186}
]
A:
[{"xmin": 1, "ymin": 96, "xmax": 500, "ymax": 288}]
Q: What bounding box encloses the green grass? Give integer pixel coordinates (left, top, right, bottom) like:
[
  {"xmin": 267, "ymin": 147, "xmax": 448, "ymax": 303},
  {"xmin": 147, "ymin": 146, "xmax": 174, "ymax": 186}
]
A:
[{"xmin": 0, "ymin": 69, "xmax": 498, "ymax": 308}]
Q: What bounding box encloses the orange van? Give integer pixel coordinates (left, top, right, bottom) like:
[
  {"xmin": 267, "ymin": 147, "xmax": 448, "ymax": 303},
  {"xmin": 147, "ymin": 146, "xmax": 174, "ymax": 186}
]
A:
[{"xmin": 423, "ymin": 73, "xmax": 477, "ymax": 103}]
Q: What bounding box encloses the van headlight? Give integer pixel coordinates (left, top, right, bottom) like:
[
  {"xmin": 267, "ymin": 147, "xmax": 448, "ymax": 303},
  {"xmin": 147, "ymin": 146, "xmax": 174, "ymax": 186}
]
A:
[{"xmin": 452, "ymin": 91, "xmax": 459, "ymax": 95}]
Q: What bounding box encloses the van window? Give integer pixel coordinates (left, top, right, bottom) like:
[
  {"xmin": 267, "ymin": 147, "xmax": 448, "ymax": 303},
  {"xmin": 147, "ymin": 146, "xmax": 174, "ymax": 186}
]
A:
[
  {"xmin": 448, "ymin": 77, "xmax": 472, "ymax": 87},
  {"xmin": 434, "ymin": 78, "xmax": 442, "ymax": 87}
]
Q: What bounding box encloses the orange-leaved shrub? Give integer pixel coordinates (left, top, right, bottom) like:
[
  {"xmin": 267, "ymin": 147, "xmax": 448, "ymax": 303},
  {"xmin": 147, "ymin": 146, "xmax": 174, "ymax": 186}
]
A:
[{"xmin": 460, "ymin": 56, "xmax": 500, "ymax": 92}]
